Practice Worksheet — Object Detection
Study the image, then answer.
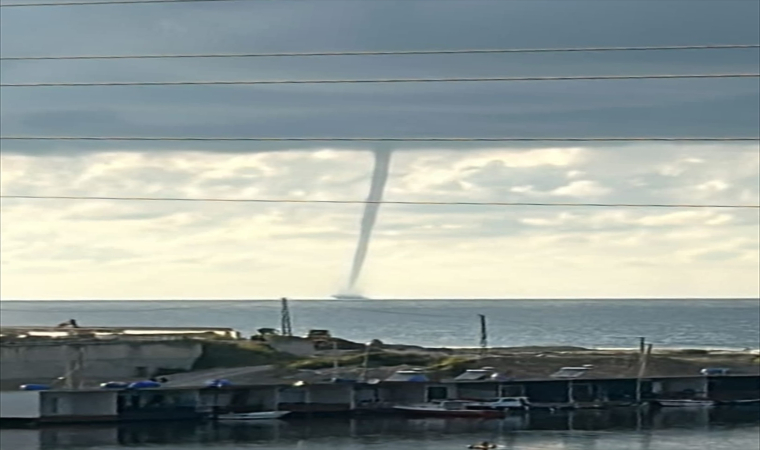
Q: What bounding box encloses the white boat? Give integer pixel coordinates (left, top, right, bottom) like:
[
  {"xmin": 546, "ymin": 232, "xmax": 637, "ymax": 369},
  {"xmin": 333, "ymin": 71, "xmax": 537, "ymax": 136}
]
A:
[
  {"xmin": 466, "ymin": 397, "xmax": 531, "ymax": 411},
  {"xmin": 655, "ymin": 399, "xmax": 715, "ymax": 408},
  {"xmin": 393, "ymin": 400, "xmax": 503, "ymax": 418},
  {"xmin": 216, "ymin": 411, "xmax": 291, "ymax": 420}
]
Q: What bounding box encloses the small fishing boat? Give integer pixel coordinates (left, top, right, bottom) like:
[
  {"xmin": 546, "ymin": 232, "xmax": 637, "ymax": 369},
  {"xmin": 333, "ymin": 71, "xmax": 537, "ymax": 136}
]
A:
[
  {"xmin": 468, "ymin": 443, "xmax": 498, "ymax": 450},
  {"xmin": 394, "ymin": 400, "xmax": 503, "ymax": 418},
  {"xmin": 716, "ymin": 398, "xmax": 760, "ymax": 406},
  {"xmin": 216, "ymin": 411, "xmax": 291, "ymax": 421},
  {"xmin": 655, "ymin": 399, "xmax": 715, "ymax": 408}
]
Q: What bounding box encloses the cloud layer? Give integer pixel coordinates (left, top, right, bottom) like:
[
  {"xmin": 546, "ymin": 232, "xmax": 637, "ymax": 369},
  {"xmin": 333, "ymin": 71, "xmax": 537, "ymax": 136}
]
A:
[
  {"xmin": 1, "ymin": 0, "xmax": 759, "ymax": 150},
  {"xmin": 1, "ymin": 145, "xmax": 757, "ymax": 299}
]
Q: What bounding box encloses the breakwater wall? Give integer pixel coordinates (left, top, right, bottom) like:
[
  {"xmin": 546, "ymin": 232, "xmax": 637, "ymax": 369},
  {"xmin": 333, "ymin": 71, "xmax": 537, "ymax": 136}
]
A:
[{"xmin": 0, "ymin": 341, "xmax": 203, "ymax": 389}]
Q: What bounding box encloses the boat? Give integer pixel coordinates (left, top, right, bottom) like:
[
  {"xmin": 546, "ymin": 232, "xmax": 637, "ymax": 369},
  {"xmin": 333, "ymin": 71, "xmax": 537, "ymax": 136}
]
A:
[
  {"xmin": 655, "ymin": 399, "xmax": 715, "ymax": 408},
  {"xmin": 393, "ymin": 400, "xmax": 503, "ymax": 418},
  {"xmin": 716, "ymin": 398, "xmax": 760, "ymax": 406},
  {"xmin": 466, "ymin": 397, "xmax": 531, "ymax": 411},
  {"xmin": 468, "ymin": 443, "xmax": 498, "ymax": 450},
  {"xmin": 216, "ymin": 411, "xmax": 291, "ymax": 421}
]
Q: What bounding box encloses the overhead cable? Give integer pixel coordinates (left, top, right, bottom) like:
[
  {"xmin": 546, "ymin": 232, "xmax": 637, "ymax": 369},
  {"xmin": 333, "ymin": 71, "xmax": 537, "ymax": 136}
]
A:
[
  {"xmin": 1, "ymin": 195, "xmax": 757, "ymax": 209},
  {"xmin": 2, "ymin": 137, "xmax": 758, "ymax": 142},
  {"xmin": 0, "ymin": 0, "xmax": 247, "ymax": 7},
  {"xmin": 3, "ymin": 44, "xmax": 758, "ymax": 61},
  {"xmin": 2, "ymin": 73, "xmax": 757, "ymax": 88}
]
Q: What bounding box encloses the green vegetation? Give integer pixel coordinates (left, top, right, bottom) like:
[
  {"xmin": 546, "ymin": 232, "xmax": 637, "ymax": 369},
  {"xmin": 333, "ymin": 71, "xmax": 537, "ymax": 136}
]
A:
[
  {"xmin": 193, "ymin": 342, "xmax": 451, "ymax": 373},
  {"xmin": 192, "ymin": 341, "xmax": 297, "ymax": 370},
  {"xmin": 287, "ymin": 351, "xmax": 438, "ymax": 371},
  {"xmin": 427, "ymin": 356, "xmax": 477, "ymax": 376},
  {"xmin": 187, "ymin": 340, "xmax": 760, "ymax": 379}
]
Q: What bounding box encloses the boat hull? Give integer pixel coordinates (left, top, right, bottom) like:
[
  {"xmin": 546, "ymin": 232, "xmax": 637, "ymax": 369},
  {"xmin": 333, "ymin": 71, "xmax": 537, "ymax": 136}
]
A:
[
  {"xmin": 216, "ymin": 411, "xmax": 291, "ymax": 421},
  {"xmin": 655, "ymin": 400, "xmax": 715, "ymax": 408},
  {"xmin": 393, "ymin": 406, "xmax": 503, "ymax": 418}
]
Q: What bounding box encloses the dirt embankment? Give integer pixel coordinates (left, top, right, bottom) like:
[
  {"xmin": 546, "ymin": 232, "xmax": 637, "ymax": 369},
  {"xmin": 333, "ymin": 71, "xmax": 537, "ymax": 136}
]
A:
[{"xmin": 165, "ymin": 340, "xmax": 758, "ymax": 386}]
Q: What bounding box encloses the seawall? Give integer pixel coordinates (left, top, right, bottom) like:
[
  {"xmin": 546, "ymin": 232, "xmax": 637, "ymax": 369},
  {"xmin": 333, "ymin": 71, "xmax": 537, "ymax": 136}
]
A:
[{"xmin": 0, "ymin": 340, "xmax": 203, "ymax": 389}]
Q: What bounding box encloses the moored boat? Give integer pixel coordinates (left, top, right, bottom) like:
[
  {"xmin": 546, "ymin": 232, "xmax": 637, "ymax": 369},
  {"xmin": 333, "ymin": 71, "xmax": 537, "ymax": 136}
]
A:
[
  {"xmin": 216, "ymin": 411, "xmax": 291, "ymax": 421},
  {"xmin": 655, "ymin": 399, "xmax": 715, "ymax": 408},
  {"xmin": 393, "ymin": 400, "xmax": 503, "ymax": 418},
  {"xmin": 466, "ymin": 397, "xmax": 531, "ymax": 411}
]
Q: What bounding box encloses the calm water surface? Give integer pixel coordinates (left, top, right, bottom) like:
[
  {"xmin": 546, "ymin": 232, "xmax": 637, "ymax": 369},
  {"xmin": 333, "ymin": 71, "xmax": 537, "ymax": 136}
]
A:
[
  {"xmin": 1, "ymin": 409, "xmax": 759, "ymax": 450},
  {"xmin": 1, "ymin": 299, "xmax": 758, "ymax": 349}
]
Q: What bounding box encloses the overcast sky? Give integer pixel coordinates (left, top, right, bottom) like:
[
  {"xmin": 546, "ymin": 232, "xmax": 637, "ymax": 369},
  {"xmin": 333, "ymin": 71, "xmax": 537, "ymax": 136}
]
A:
[{"xmin": 1, "ymin": 0, "xmax": 758, "ymax": 300}]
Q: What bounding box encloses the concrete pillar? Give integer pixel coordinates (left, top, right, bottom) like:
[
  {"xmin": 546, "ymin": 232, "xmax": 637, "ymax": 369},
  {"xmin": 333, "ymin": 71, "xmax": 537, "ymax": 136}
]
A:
[
  {"xmin": 304, "ymin": 387, "xmax": 311, "ymax": 405},
  {"xmin": 567, "ymin": 381, "xmax": 575, "ymax": 404}
]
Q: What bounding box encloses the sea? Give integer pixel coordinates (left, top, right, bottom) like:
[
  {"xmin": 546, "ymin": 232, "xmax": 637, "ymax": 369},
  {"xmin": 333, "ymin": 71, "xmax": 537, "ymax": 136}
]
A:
[
  {"xmin": 1, "ymin": 299, "xmax": 759, "ymax": 450},
  {"xmin": 1, "ymin": 298, "xmax": 758, "ymax": 350},
  {"xmin": 1, "ymin": 409, "xmax": 759, "ymax": 450}
]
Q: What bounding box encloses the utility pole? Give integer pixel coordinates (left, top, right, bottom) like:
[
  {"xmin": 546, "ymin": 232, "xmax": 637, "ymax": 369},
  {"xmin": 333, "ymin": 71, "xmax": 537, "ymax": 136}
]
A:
[
  {"xmin": 64, "ymin": 345, "xmax": 85, "ymax": 389},
  {"xmin": 332, "ymin": 340, "xmax": 340, "ymax": 379},
  {"xmin": 280, "ymin": 297, "xmax": 293, "ymax": 337},
  {"xmin": 478, "ymin": 314, "xmax": 488, "ymax": 357},
  {"xmin": 361, "ymin": 342, "xmax": 372, "ymax": 383}
]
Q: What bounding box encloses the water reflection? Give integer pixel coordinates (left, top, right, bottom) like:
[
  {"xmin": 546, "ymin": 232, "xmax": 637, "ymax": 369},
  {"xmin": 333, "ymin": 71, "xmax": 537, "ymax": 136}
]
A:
[{"xmin": 2, "ymin": 407, "xmax": 758, "ymax": 450}]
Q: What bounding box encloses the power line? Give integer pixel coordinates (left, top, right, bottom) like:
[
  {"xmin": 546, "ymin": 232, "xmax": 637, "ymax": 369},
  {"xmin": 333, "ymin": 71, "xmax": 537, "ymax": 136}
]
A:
[
  {"xmin": 0, "ymin": 302, "xmax": 465, "ymax": 318},
  {"xmin": 3, "ymin": 44, "xmax": 758, "ymax": 61},
  {"xmin": 1, "ymin": 195, "xmax": 757, "ymax": 209},
  {"xmin": 2, "ymin": 137, "xmax": 757, "ymax": 142},
  {"xmin": 2, "ymin": 73, "xmax": 757, "ymax": 88},
  {"xmin": 0, "ymin": 0, "xmax": 246, "ymax": 7}
]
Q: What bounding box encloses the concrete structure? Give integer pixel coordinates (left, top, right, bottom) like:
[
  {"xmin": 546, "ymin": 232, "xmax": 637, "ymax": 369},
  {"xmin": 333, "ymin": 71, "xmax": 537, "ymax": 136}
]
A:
[
  {"xmin": 0, "ymin": 326, "xmax": 240, "ymax": 340},
  {"xmin": 1, "ymin": 388, "xmax": 201, "ymax": 424},
  {"xmin": 0, "ymin": 391, "xmax": 42, "ymax": 420},
  {"xmin": 264, "ymin": 336, "xmax": 316, "ymax": 357},
  {"xmin": 2, "ymin": 374, "xmax": 757, "ymax": 425},
  {"xmin": 1, "ymin": 341, "xmax": 203, "ymax": 389},
  {"xmin": 161, "ymin": 374, "xmax": 760, "ymax": 415},
  {"xmin": 0, "ymin": 390, "xmax": 118, "ymax": 423},
  {"xmin": 652, "ymin": 377, "xmax": 708, "ymax": 399},
  {"xmin": 117, "ymin": 388, "xmax": 200, "ymax": 421}
]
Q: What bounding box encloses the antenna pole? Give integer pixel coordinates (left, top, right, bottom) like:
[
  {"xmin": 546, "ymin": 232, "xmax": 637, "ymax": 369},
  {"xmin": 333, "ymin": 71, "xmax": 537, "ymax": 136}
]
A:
[
  {"xmin": 332, "ymin": 340, "xmax": 339, "ymax": 378},
  {"xmin": 635, "ymin": 343, "xmax": 654, "ymax": 404}
]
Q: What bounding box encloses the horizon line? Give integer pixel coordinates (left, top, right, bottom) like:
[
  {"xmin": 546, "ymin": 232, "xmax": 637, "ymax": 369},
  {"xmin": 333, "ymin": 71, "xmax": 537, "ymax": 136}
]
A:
[{"xmin": 1, "ymin": 297, "xmax": 758, "ymax": 302}]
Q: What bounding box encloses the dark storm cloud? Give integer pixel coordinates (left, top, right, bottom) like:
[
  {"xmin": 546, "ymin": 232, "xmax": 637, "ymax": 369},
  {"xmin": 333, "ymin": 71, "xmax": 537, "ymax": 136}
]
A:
[{"xmin": 0, "ymin": 0, "xmax": 758, "ymax": 155}]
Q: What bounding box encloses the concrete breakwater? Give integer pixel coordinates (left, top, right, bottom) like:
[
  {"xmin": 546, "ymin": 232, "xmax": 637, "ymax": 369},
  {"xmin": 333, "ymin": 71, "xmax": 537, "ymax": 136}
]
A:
[
  {"xmin": 0, "ymin": 325, "xmax": 246, "ymax": 389},
  {"xmin": 0, "ymin": 341, "xmax": 203, "ymax": 389}
]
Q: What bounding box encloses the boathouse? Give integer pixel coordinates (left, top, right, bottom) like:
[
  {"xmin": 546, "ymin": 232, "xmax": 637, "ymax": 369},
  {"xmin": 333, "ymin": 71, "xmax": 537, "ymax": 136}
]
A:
[
  {"xmin": 1, "ymin": 387, "xmax": 202, "ymax": 424},
  {"xmin": 0, "ymin": 390, "xmax": 118, "ymax": 423},
  {"xmin": 2, "ymin": 373, "xmax": 757, "ymax": 424}
]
